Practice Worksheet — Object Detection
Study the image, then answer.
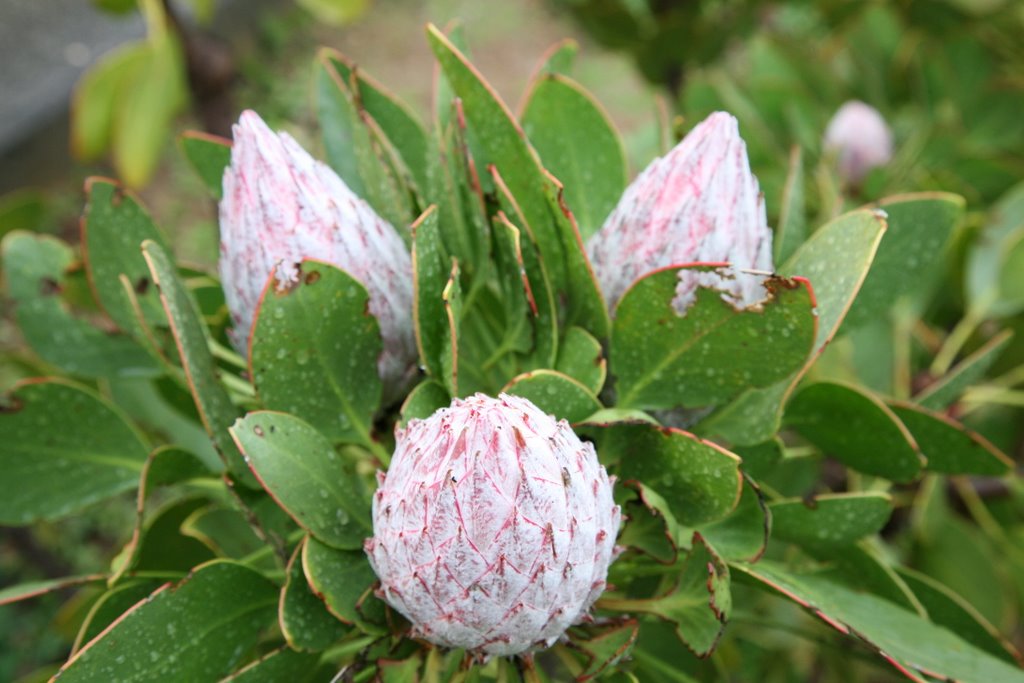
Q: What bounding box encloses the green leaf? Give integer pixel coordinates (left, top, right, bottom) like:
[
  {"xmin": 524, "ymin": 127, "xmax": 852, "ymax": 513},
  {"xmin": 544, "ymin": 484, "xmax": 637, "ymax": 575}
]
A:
[
  {"xmin": 71, "ymin": 41, "xmax": 149, "ymax": 161},
  {"xmin": 702, "ymin": 209, "xmax": 887, "ymax": 445},
  {"xmin": 110, "ymin": 445, "xmax": 213, "ymax": 581},
  {"xmin": 250, "ymin": 260, "xmax": 382, "ymax": 446},
  {"xmin": 1, "ymin": 232, "xmax": 158, "ymax": 377},
  {"xmin": 222, "ymin": 646, "xmax": 323, "ymax": 683},
  {"xmin": 490, "ymin": 212, "xmax": 537, "ymax": 361},
  {"xmin": 427, "ymin": 24, "xmax": 566, "ymax": 289},
  {"xmin": 897, "ymin": 567, "xmax": 1022, "ymax": 665},
  {"xmin": 0, "ymin": 574, "xmax": 106, "ymax": 607},
  {"xmin": 180, "ymin": 505, "xmax": 266, "ymax": 560},
  {"xmin": 490, "ymin": 173, "xmax": 558, "ymax": 367},
  {"xmin": 399, "ymin": 379, "xmax": 450, "ymax": 427},
  {"xmin": 0, "ymin": 379, "xmax": 149, "ymax": 524},
  {"xmin": 296, "ymin": 0, "xmax": 369, "ymax": 25},
  {"xmin": 602, "ymin": 424, "xmax": 741, "ymax": 527},
  {"xmin": 601, "ymin": 534, "xmax": 730, "ymax": 657},
  {"xmin": 769, "ymin": 492, "xmax": 892, "ymax": 548},
  {"xmin": 846, "ymin": 193, "xmax": 965, "ymax": 326},
  {"xmin": 441, "ymin": 259, "xmax": 462, "ymax": 396},
  {"xmin": 618, "ymin": 484, "xmax": 680, "ymax": 564},
  {"xmin": 773, "ymin": 146, "xmax": 806, "ymax": 265},
  {"xmin": 322, "ymin": 49, "xmax": 431, "ymax": 194},
  {"xmin": 888, "ymin": 402, "xmax": 1013, "ymax": 475},
  {"xmin": 315, "ymin": 51, "xmax": 412, "ymax": 230},
  {"xmin": 412, "ymin": 206, "xmax": 447, "ymax": 381},
  {"xmin": 0, "ymin": 188, "xmax": 46, "ymax": 239},
  {"xmin": 378, "ymin": 656, "xmax": 423, "ymax": 683},
  {"xmin": 179, "ymin": 131, "xmax": 231, "ymax": 199},
  {"xmin": 119, "ymin": 497, "xmax": 217, "ymax": 576},
  {"xmin": 556, "ymin": 326, "xmax": 606, "ymax": 395},
  {"xmin": 543, "ymin": 172, "xmax": 612, "ymax": 339},
  {"xmin": 142, "ymin": 240, "xmax": 256, "ymax": 486},
  {"xmin": 569, "ymin": 619, "xmax": 639, "ymax": 680},
  {"xmin": 531, "ymin": 38, "xmax": 578, "ymax": 78},
  {"xmin": 281, "ymin": 538, "xmax": 349, "ymax": 651},
  {"xmin": 231, "ymin": 412, "xmax": 372, "ymax": 550},
  {"xmin": 699, "ymin": 476, "xmax": 770, "ymax": 563},
  {"xmin": 784, "ymin": 382, "xmax": 922, "ymax": 482},
  {"xmin": 83, "ymin": 178, "xmax": 170, "ymax": 334},
  {"xmin": 502, "ymin": 369, "xmax": 602, "ymax": 423},
  {"xmin": 55, "ymin": 561, "xmax": 277, "ymax": 683},
  {"xmin": 735, "ymin": 561, "xmax": 1024, "ymax": 683},
  {"xmin": 303, "ymin": 536, "xmax": 386, "ymax": 633},
  {"xmin": 521, "ymin": 74, "xmax": 627, "ymax": 239},
  {"xmin": 72, "ymin": 580, "xmax": 165, "ymax": 654},
  {"xmin": 915, "ymin": 329, "xmax": 1013, "ymax": 410},
  {"xmin": 612, "ymin": 268, "xmax": 816, "ymax": 410},
  {"xmin": 112, "ymin": 34, "xmax": 188, "ymax": 188},
  {"xmin": 967, "ymin": 181, "xmax": 1024, "ymax": 316}
]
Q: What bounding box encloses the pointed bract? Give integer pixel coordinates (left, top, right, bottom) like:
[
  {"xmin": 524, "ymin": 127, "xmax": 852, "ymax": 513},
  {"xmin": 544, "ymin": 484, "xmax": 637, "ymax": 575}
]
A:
[
  {"xmin": 365, "ymin": 393, "xmax": 620, "ymax": 657},
  {"xmin": 587, "ymin": 111, "xmax": 774, "ymax": 314},
  {"xmin": 823, "ymin": 100, "xmax": 893, "ymax": 185},
  {"xmin": 219, "ymin": 110, "xmax": 416, "ymax": 397}
]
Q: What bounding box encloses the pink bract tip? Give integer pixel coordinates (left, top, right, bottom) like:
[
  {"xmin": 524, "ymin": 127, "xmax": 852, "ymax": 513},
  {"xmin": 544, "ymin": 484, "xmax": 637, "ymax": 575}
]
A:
[
  {"xmin": 587, "ymin": 111, "xmax": 774, "ymax": 315},
  {"xmin": 218, "ymin": 109, "xmax": 416, "ymax": 399},
  {"xmin": 823, "ymin": 100, "xmax": 893, "ymax": 185}
]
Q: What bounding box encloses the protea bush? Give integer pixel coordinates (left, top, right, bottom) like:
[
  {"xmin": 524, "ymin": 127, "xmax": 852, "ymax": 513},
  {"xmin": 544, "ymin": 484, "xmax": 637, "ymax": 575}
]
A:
[{"xmin": 2, "ymin": 23, "xmax": 1022, "ymax": 683}]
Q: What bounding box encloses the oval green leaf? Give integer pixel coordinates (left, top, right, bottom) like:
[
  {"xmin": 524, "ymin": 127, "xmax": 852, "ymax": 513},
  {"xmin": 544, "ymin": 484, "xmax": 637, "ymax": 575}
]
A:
[
  {"xmin": 502, "ymin": 369, "xmax": 602, "ymax": 423},
  {"xmin": 231, "ymin": 411, "xmax": 372, "ymax": 550},
  {"xmin": 250, "ymin": 260, "xmax": 382, "ymax": 446},
  {"xmin": 770, "ymin": 492, "xmax": 893, "ymax": 548}
]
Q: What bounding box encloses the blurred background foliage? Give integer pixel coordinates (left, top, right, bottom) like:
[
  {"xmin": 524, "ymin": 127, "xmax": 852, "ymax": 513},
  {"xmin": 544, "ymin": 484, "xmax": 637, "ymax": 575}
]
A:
[{"xmin": 2, "ymin": 0, "xmax": 1024, "ymax": 680}]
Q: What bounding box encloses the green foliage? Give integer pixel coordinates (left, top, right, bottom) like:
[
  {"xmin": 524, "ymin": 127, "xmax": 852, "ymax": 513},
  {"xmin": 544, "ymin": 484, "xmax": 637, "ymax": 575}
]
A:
[{"xmin": 3, "ymin": 14, "xmax": 1023, "ymax": 683}]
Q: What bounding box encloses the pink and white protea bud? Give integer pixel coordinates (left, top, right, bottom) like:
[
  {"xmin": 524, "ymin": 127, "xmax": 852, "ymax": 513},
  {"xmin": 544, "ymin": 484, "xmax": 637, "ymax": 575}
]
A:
[
  {"xmin": 365, "ymin": 393, "xmax": 620, "ymax": 658},
  {"xmin": 219, "ymin": 110, "xmax": 416, "ymax": 396},
  {"xmin": 823, "ymin": 100, "xmax": 893, "ymax": 185},
  {"xmin": 587, "ymin": 111, "xmax": 774, "ymax": 314}
]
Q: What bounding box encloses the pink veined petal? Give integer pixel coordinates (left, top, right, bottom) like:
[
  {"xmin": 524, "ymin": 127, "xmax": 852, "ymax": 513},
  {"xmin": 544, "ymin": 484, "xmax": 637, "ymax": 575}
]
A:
[
  {"xmin": 365, "ymin": 393, "xmax": 621, "ymax": 658},
  {"xmin": 587, "ymin": 111, "xmax": 774, "ymax": 315},
  {"xmin": 218, "ymin": 109, "xmax": 416, "ymax": 398}
]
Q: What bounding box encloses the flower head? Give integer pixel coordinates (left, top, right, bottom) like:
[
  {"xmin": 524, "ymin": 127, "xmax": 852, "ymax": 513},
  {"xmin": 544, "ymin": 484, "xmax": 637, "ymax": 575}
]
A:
[
  {"xmin": 219, "ymin": 110, "xmax": 415, "ymax": 396},
  {"xmin": 823, "ymin": 100, "xmax": 893, "ymax": 185},
  {"xmin": 587, "ymin": 111, "xmax": 773, "ymax": 314},
  {"xmin": 365, "ymin": 393, "xmax": 620, "ymax": 657}
]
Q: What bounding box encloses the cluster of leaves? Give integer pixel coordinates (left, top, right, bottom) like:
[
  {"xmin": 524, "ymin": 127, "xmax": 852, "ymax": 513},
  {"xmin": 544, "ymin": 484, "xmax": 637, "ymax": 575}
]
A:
[
  {"xmin": 2, "ymin": 20, "xmax": 1023, "ymax": 683},
  {"xmin": 558, "ymin": 0, "xmax": 1024, "ymax": 208}
]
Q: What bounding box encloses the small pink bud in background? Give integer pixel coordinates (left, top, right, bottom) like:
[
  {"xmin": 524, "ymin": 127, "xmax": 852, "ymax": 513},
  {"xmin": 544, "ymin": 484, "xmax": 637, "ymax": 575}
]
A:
[
  {"xmin": 219, "ymin": 110, "xmax": 416, "ymax": 397},
  {"xmin": 823, "ymin": 100, "xmax": 893, "ymax": 186},
  {"xmin": 587, "ymin": 111, "xmax": 774, "ymax": 314},
  {"xmin": 365, "ymin": 393, "xmax": 620, "ymax": 657}
]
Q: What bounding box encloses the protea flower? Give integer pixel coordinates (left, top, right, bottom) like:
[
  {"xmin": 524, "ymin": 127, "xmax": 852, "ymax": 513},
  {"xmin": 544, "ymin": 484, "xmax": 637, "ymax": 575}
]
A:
[
  {"xmin": 219, "ymin": 110, "xmax": 416, "ymax": 396},
  {"xmin": 365, "ymin": 393, "xmax": 620, "ymax": 657},
  {"xmin": 587, "ymin": 111, "xmax": 773, "ymax": 314},
  {"xmin": 823, "ymin": 100, "xmax": 893, "ymax": 185}
]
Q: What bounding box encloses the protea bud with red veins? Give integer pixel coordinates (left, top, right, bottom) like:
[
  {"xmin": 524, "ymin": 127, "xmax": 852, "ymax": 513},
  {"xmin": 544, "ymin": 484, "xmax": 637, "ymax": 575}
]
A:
[
  {"xmin": 219, "ymin": 110, "xmax": 415, "ymax": 396},
  {"xmin": 823, "ymin": 100, "xmax": 893, "ymax": 186},
  {"xmin": 587, "ymin": 111, "xmax": 773, "ymax": 314},
  {"xmin": 365, "ymin": 393, "xmax": 620, "ymax": 658}
]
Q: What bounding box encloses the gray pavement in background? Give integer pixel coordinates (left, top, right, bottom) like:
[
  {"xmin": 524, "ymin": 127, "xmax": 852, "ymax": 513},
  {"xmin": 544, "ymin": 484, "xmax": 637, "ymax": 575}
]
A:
[{"xmin": 0, "ymin": 0, "xmax": 146, "ymax": 152}]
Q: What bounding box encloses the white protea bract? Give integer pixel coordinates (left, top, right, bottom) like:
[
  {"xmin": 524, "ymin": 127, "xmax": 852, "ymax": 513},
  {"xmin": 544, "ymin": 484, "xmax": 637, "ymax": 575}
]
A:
[
  {"xmin": 365, "ymin": 393, "xmax": 620, "ymax": 657},
  {"xmin": 823, "ymin": 100, "xmax": 894, "ymax": 185},
  {"xmin": 587, "ymin": 111, "xmax": 774, "ymax": 314},
  {"xmin": 218, "ymin": 109, "xmax": 415, "ymax": 396}
]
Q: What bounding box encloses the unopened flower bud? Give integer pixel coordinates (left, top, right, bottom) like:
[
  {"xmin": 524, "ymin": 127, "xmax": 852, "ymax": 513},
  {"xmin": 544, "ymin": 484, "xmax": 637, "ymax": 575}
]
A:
[
  {"xmin": 219, "ymin": 110, "xmax": 415, "ymax": 396},
  {"xmin": 823, "ymin": 100, "xmax": 893, "ymax": 186},
  {"xmin": 587, "ymin": 111, "xmax": 774, "ymax": 314},
  {"xmin": 365, "ymin": 393, "xmax": 620, "ymax": 657}
]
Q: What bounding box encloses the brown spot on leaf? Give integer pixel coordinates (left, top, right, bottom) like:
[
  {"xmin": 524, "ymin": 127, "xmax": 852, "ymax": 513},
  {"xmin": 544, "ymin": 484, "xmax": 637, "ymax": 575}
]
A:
[
  {"xmin": 253, "ymin": 425, "xmax": 264, "ymax": 437},
  {"xmin": 134, "ymin": 276, "xmax": 150, "ymax": 295},
  {"xmin": 304, "ymin": 270, "xmax": 321, "ymax": 285},
  {"xmin": 39, "ymin": 277, "xmax": 61, "ymax": 296}
]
